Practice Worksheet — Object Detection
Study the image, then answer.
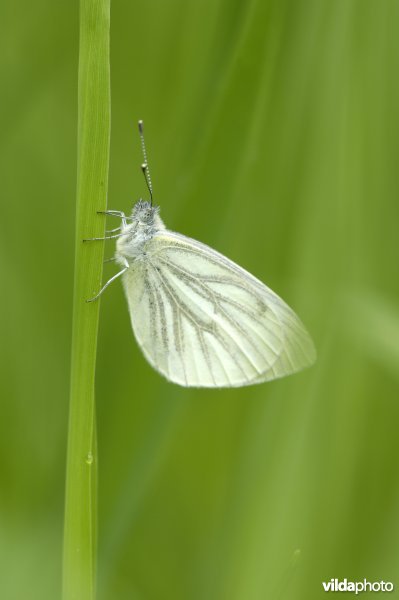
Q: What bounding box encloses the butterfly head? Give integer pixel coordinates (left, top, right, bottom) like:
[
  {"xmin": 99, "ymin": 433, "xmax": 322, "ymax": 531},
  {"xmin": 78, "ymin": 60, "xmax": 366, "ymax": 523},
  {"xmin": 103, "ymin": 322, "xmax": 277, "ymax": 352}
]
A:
[
  {"xmin": 130, "ymin": 199, "xmax": 165, "ymax": 233},
  {"xmin": 132, "ymin": 199, "xmax": 159, "ymax": 224}
]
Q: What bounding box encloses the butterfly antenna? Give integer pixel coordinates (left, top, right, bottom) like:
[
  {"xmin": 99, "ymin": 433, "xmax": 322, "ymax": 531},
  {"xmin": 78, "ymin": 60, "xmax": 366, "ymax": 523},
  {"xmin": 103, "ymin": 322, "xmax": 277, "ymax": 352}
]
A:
[{"xmin": 138, "ymin": 119, "xmax": 153, "ymax": 206}]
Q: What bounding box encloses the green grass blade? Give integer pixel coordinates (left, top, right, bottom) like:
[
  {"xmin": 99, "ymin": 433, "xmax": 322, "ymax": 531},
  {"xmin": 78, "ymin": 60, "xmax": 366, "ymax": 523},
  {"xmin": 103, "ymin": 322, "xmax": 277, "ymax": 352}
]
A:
[{"xmin": 62, "ymin": 1, "xmax": 110, "ymax": 598}]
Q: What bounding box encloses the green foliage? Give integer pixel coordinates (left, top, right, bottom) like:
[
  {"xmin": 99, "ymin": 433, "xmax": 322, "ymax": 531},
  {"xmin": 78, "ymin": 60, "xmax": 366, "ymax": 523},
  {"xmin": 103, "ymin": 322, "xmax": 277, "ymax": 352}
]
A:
[{"xmin": 1, "ymin": 1, "xmax": 399, "ymax": 599}]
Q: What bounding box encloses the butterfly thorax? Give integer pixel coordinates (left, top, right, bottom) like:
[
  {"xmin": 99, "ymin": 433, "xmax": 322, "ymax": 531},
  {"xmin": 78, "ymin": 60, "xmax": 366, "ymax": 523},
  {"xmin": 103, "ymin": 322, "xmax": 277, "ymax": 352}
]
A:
[{"xmin": 115, "ymin": 200, "xmax": 165, "ymax": 264}]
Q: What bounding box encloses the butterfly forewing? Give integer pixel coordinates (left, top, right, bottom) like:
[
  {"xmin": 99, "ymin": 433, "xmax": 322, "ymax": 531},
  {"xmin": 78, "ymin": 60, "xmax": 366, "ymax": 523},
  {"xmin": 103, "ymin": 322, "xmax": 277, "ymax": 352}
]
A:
[{"xmin": 122, "ymin": 230, "xmax": 316, "ymax": 387}]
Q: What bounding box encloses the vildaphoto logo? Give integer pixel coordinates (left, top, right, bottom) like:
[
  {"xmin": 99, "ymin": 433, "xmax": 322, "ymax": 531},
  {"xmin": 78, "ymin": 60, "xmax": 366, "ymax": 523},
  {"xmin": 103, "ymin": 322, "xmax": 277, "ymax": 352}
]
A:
[{"xmin": 322, "ymin": 579, "xmax": 394, "ymax": 594}]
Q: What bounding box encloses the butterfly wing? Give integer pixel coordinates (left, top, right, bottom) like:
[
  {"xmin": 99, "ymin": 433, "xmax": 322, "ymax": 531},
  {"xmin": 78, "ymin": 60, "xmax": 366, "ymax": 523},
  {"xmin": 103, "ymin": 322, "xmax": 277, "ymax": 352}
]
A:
[{"xmin": 122, "ymin": 230, "xmax": 316, "ymax": 387}]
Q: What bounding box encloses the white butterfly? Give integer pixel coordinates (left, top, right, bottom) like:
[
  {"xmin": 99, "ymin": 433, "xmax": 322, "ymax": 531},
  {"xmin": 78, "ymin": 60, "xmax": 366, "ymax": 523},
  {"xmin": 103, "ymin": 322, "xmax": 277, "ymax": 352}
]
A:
[{"xmin": 86, "ymin": 123, "xmax": 316, "ymax": 388}]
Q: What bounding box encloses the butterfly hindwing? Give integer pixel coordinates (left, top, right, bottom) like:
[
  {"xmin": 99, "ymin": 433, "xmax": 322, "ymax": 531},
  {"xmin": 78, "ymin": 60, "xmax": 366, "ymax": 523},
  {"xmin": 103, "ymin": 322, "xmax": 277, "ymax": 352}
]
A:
[{"xmin": 122, "ymin": 230, "xmax": 316, "ymax": 387}]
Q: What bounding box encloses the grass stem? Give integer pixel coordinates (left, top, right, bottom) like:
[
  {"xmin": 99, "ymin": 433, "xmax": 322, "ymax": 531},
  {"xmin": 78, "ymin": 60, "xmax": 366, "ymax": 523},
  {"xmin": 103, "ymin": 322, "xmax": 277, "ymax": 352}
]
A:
[{"xmin": 62, "ymin": 1, "xmax": 110, "ymax": 598}]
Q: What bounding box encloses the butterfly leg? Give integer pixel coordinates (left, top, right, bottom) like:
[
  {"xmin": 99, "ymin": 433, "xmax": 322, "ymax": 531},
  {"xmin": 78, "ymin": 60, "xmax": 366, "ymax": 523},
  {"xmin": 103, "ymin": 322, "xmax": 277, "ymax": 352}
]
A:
[
  {"xmin": 98, "ymin": 209, "xmax": 128, "ymax": 217},
  {"xmin": 83, "ymin": 231, "xmax": 128, "ymax": 242},
  {"xmin": 97, "ymin": 210, "xmax": 132, "ymax": 228},
  {"xmin": 86, "ymin": 258, "xmax": 129, "ymax": 303},
  {"xmin": 105, "ymin": 226, "xmax": 122, "ymax": 234}
]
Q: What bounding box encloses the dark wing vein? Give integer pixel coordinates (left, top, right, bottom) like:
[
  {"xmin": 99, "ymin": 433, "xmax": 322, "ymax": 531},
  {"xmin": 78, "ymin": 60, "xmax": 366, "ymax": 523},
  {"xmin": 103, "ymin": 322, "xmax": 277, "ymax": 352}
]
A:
[
  {"xmin": 156, "ymin": 256, "xmax": 281, "ymax": 360},
  {"xmin": 148, "ymin": 260, "xmax": 256, "ymax": 380}
]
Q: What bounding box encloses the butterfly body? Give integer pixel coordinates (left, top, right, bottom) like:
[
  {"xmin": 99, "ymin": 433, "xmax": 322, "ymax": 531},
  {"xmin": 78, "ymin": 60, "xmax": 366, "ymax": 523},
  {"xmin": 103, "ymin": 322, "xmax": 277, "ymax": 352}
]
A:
[
  {"xmin": 113, "ymin": 200, "xmax": 316, "ymax": 388},
  {"xmin": 115, "ymin": 200, "xmax": 165, "ymax": 262}
]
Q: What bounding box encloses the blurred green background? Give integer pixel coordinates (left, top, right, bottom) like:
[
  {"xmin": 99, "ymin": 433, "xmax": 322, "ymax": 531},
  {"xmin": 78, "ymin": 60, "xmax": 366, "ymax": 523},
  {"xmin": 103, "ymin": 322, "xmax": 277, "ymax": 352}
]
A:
[{"xmin": 1, "ymin": 0, "xmax": 399, "ymax": 598}]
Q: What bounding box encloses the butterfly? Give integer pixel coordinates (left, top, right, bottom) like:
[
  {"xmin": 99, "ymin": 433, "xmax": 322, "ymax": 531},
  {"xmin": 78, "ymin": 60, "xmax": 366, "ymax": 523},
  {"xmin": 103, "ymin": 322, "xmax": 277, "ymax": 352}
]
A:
[{"xmin": 85, "ymin": 122, "xmax": 316, "ymax": 388}]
